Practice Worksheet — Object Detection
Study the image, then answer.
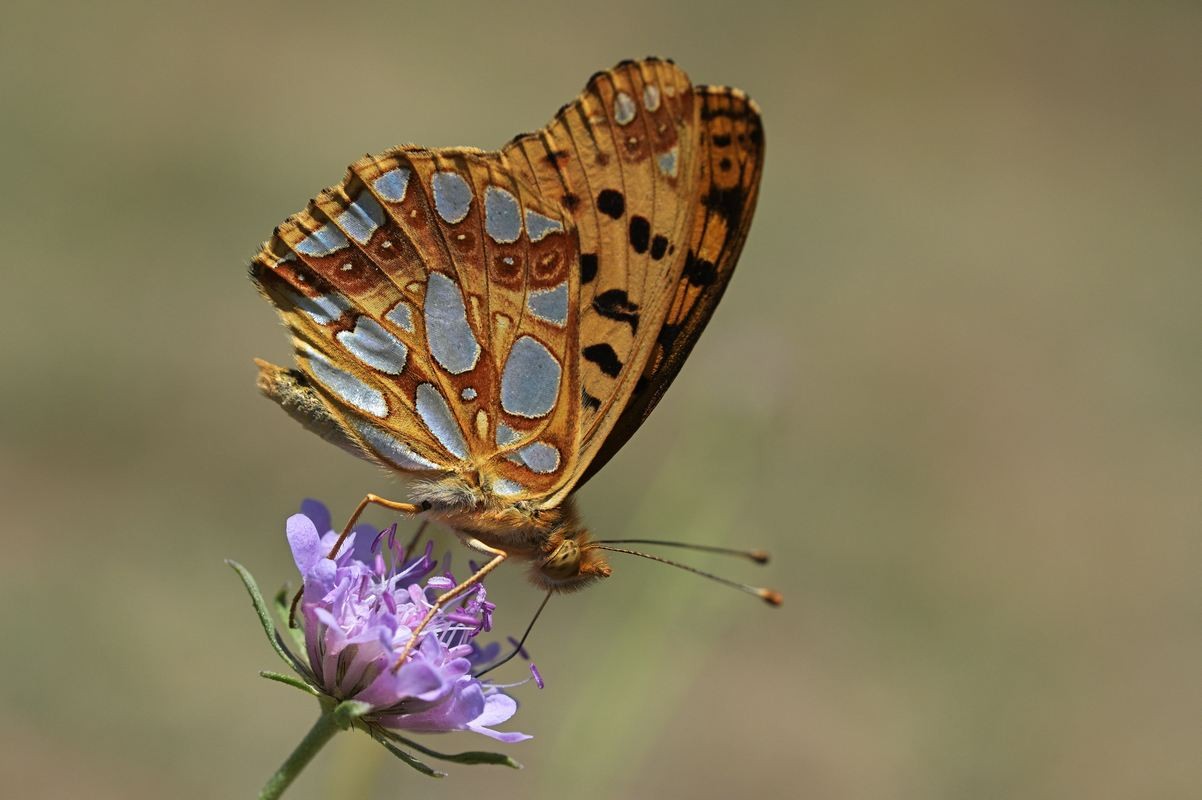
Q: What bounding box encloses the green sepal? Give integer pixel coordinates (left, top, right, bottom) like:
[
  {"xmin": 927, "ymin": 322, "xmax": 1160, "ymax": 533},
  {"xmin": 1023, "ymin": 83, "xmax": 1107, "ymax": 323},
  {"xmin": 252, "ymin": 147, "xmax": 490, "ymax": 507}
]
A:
[
  {"xmin": 259, "ymin": 671, "xmax": 319, "ymax": 696},
  {"xmin": 273, "ymin": 584, "xmax": 309, "ymax": 657},
  {"xmin": 374, "ymin": 736, "xmax": 447, "ymax": 778},
  {"xmin": 226, "ymin": 559, "xmax": 306, "ymax": 675},
  {"xmin": 378, "ymin": 728, "xmax": 522, "ymax": 769},
  {"xmin": 332, "ymin": 700, "xmax": 373, "ymax": 730}
]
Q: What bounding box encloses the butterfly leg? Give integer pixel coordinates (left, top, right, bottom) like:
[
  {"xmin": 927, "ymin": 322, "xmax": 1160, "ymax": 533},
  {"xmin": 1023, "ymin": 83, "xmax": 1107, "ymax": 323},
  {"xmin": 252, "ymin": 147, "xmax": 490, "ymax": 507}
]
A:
[
  {"xmin": 324, "ymin": 494, "xmax": 425, "ymax": 559},
  {"xmin": 392, "ymin": 539, "xmax": 508, "ymax": 671}
]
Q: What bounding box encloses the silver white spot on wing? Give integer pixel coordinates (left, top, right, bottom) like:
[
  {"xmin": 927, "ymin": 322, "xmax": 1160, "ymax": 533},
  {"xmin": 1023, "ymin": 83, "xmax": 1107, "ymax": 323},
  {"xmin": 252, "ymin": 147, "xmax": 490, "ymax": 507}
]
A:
[
  {"xmin": 500, "ymin": 336, "xmax": 561, "ymax": 419},
  {"xmin": 372, "ymin": 168, "xmax": 411, "ymax": 203},
  {"xmin": 492, "ymin": 477, "xmax": 524, "ymax": 496},
  {"xmin": 424, "ymin": 272, "xmax": 481, "ymax": 375},
  {"xmin": 495, "ymin": 422, "xmax": 521, "ymax": 446},
  {"xmin": 657, "ymin": 147, "xmax": 678, "ymax": 177},
  {"xmin": 614, "ymin": 91, "xmax": 637, "ymax": 125},
  {"xmin": 336, "ymin": 317, "xmax": 408, "ymax": 375},
  {"xmin": 350, "ymin": 418, "xmax": 440, "ymax": 471},
  {"xmin": 527, "ymin": 281, "xmax": 568, "ymax": 326},
  {"xmin": 432, "ymin": 171, "xmax": 473, "ymax": 224},
  {"xmin": 460, "ymin": 387, "xmax": 477, "ymax": 401},
  {"xmin": 384, "ymin": 301, "xmax": 415, "ymax": 333},
  {"xmin": 295, "ymin": 223, "xmax": 349, "ymax": 256},
  {"xmin": 416, "ymin": 383, "xmax": 469, "ymax": 460},
  {"xmin": 643, "ymin": 84, "xmax": 661, "ymax": 111},
  {"xmin": 337, "ymin": 192, "xmax": 385, "ymax": 244},
  {"xmin": 484, "ymin": 186, "xmax": 522, "ymax": 244},
  {"xmin": 284, "ymin": 289, "xmax": 352, "ymax": 325},
  {"xmin": 510, "ymin": 441, "xmax": 560, "ymax": 474},
  {"xmin": 305, "ymin": 348, "xmax": 387, "ymax": 418},
  {"xmin": 524, "ymin": 210, "xmax": 564, "ymax": 242}
]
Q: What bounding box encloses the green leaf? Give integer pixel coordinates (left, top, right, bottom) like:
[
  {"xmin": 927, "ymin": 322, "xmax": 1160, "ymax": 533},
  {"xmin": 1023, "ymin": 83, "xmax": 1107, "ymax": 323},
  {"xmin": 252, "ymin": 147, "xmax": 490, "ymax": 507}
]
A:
[
  {"xmin": 380, "ymin": 729, "xmax": 522, "ymax": 769},
  {"xmin": 226, "ymin": 559, "xmax": 305, "ymax": 674},
  {"xmin": 259, "ymin": 671, "xmax": 319, "ymax": 696},
  {"xmin": 374, "ymin": 736, "xmax": 446, "ymax": 778},
  {"xmin": 274, "ymin": 584, "xmax": 308, "ymax": 656}
]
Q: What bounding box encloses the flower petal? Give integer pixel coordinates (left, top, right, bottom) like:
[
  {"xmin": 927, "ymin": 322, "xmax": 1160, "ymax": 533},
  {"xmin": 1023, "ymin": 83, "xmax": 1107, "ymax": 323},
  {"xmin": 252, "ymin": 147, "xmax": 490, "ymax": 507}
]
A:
[
  {"xmin": 287, "ymin": 514, "xmax": 324, "ymax": 574},
  {"xmin": 357, "ymin": 659, "xmax": 446, "ymax": 707},
  {"xmin": 467, "ymin": 693, "xmax": 531, "ymax": 742},
  {"xmin": 299, "ymin": 498, "xmax": 332, "ymax": 534}
]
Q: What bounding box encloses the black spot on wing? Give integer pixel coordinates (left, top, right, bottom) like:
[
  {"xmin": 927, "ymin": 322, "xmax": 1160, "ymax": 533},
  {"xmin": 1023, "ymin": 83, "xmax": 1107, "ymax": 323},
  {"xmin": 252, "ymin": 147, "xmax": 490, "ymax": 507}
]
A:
[
  {"xmin": 683, "ymin": 250, "xmax": 718, "ymax": 286},
  {"xmin": 629, "ymin": 216, "xmax": 651, "ymax": 254},
  {"xmin": 582, "ymin": 343, "xmax": 623, "ymax": 378},
  {"xmin": 703, "ymin": 185, "xmax": 749, "ymax": 228},
  {"xmin": 656, "ymin": 322, "xmax": 681, "ymax": 351},
  {"xmin": 592, "ymin": 289, "xmax": 640, "ymax": 332},
  {"xmin": 597, "ymin": 190, "xmax": 625, "ymax": 219},
  {"xmin": 580, "ymin": 253, "xmax": 598, "ymax": 284},
  {"xmin": 650, "ymin": 235, "xmax": 669, "ymax": 260}
]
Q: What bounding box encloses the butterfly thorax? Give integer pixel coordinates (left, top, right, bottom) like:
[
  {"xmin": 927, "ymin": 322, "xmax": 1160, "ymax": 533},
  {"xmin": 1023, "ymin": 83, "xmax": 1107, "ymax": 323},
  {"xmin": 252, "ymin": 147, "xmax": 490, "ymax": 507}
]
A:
[{"xmin": 413, "ymin": 479, "xmax": 611, "ymax": 593}]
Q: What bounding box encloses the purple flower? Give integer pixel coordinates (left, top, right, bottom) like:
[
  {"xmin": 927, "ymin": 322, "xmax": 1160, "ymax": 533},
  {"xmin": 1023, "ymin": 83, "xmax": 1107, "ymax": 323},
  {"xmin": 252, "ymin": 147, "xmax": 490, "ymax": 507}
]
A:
[{"xmin": 285, "ymin": 503, "xmax": 530, "ymax": 743}]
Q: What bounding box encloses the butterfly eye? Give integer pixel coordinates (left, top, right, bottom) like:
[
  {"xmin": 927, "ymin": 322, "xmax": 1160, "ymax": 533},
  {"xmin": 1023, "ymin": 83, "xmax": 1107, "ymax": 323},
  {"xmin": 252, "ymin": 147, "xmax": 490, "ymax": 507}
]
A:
[{"xmin": 540, "ymin": 539, "xmax": 581, "ymax": 581}]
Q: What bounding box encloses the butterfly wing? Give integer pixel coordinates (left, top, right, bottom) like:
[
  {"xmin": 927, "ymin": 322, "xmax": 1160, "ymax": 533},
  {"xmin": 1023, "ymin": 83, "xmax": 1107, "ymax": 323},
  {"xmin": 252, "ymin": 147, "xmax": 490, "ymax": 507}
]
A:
[
  {"xmin": 576, "ymin": 86, "xmax": 765, "ymax": 486},
  {"xmin": 500, "ymin": 60, "xmax": 764, "ymax": 504},
  {"xmin": 252, "ymin": 148, "xmax": 582, "ymax": 498},
  {"xmin": 251, "ymin": 60, "xmax": 763, "ymax": 508},
  {"xmin": 500, "ymin": 58, "xmax": 709, "ymax": 504}
]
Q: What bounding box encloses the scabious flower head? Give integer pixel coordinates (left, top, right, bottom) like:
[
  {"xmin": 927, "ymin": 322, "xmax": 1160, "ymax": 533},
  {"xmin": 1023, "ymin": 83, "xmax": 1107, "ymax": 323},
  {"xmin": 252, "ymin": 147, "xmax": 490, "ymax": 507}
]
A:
[{"xmin": 286, "ymin": 501, "xmax": 529, "ymax": 743}]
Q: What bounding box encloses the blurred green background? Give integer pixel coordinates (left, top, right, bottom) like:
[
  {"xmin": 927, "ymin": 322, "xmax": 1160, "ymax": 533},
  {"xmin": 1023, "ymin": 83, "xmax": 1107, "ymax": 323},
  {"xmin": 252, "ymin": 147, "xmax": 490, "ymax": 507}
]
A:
[{"xmin": 1, "ymin": 1, "xmax": 1198, "ymax": 797}]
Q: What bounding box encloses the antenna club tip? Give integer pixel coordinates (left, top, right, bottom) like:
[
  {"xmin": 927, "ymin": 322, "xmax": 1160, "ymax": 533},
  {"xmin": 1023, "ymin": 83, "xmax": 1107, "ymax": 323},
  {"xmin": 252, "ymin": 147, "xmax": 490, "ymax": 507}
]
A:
[
  {"xmin": 749, "ymin": 550, "xmax": 770, "ymax": 564},
  {"xmin": 760, "ymin": 589, "xmax": 783, "ymax": 607}
]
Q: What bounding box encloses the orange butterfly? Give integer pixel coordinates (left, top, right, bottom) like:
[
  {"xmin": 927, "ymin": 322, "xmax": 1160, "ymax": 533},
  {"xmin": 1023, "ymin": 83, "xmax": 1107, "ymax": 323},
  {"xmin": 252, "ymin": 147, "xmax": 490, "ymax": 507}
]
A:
[{"xmin": 251, "ymin": 58, "xmax": 776, "ymax": 663}]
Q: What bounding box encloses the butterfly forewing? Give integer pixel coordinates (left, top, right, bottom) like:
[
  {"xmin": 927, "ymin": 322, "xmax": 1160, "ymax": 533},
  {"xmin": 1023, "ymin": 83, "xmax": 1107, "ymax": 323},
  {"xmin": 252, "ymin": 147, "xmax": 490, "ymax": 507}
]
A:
[
  {"xmin": 579, "ymin": 86, "xmax": 765, "ymax": 485},
  {"xmin": 253, "ymin": 148, "xmax": 583, "ymax": 496},
  {"xmin": 499, "ymin": 59, "xmax": 704, "ymax": 504}
]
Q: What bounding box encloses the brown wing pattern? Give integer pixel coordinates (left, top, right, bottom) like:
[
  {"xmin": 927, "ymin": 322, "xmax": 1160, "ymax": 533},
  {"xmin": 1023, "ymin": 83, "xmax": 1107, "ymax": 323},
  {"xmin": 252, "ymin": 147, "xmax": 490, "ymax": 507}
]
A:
[
  {"xmin": 577, "ymin": 86, "xmax": 766, "ymax": 487},
  {"xmin": 499, "ymin": 59, "xmax": 704, "ymax": 503},
  {"xmin": 251, "ymin": 148, "xmax": 582, "ymax": 499}
]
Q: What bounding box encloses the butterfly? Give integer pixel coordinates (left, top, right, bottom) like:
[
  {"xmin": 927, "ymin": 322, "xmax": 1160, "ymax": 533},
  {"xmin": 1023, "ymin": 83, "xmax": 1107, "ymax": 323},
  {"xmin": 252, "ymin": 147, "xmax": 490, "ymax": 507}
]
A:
[{"xmin": 251, "ymin": 58, "xmax": 775, "ymax": 659}]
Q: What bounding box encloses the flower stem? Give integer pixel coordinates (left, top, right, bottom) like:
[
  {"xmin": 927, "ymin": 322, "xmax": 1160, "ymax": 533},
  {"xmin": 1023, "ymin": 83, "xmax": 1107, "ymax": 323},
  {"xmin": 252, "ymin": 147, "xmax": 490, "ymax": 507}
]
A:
[{"xmin": 258, "ymin": 711, "xmax": 341, "ymax": 800}]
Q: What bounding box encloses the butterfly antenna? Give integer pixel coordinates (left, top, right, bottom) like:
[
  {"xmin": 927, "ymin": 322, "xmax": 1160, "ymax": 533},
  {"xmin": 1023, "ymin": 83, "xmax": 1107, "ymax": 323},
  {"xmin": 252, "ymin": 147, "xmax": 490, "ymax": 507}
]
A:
[
  {"xmin": 474, "ymin": 591, "xmax": 553, "ymax": 679},
  {"xmin": 591, "ymin": 545, "xmax": 782, "ymax": 606},
  {"xmin": 595, "ymin": 539, "xmax": 770, "ymax": 564}
]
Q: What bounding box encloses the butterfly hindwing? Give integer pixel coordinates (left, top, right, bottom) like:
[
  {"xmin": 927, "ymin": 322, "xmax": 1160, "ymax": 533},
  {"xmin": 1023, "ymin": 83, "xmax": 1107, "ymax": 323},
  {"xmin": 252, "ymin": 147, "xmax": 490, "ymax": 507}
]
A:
[{"xmin": 252, "ymin": 148, "xmax": 582, "ymax": 496}]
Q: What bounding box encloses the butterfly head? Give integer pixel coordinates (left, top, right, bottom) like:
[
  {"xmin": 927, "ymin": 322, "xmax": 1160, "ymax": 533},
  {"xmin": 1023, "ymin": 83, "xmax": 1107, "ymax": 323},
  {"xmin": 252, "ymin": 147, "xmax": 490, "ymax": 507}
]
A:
[{"xmin": 532, "ymin": 529, "xmax": 612, "ymax": 593}]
